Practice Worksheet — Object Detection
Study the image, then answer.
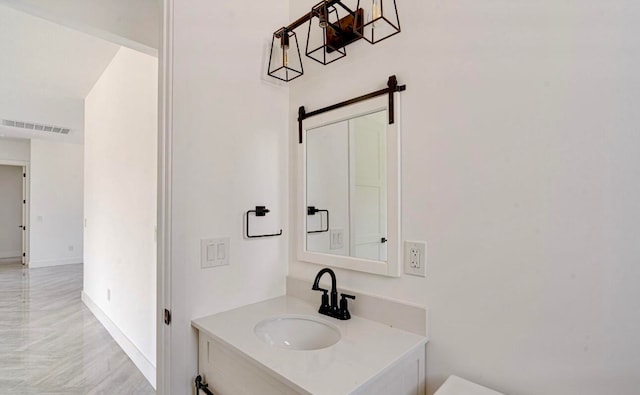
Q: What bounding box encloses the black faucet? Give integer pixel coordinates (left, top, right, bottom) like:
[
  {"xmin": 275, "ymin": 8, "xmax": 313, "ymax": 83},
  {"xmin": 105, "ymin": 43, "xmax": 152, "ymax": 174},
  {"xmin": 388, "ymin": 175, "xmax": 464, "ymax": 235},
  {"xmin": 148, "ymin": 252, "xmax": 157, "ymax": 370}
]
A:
[{"xmin": 312, "ymin": 268, "xmax": 355, "ymax": 320}]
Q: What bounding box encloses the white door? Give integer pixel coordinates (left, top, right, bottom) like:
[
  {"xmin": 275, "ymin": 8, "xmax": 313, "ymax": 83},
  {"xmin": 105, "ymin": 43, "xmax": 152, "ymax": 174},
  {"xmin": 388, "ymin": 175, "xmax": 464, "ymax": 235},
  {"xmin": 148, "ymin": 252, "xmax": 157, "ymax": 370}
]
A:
[{"xmin": 349, "ymin": 112, "xmax": 387, "ymax": 261}]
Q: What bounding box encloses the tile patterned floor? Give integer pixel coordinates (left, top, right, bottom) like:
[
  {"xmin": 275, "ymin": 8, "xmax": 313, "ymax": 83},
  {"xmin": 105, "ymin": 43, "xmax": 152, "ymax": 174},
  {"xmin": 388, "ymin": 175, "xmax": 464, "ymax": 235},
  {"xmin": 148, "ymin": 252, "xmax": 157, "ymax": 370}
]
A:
[{"xmin": 0, "ymin": 263, "xmax": 155, "ymax": 394}]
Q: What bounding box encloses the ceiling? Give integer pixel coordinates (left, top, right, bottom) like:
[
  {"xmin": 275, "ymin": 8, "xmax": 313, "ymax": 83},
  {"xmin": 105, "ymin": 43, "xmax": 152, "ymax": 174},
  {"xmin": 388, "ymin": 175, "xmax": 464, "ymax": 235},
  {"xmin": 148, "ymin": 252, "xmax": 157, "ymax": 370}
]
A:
[
  {"xmin": 0, "ymin": 0, "xmax": 159, "ymax": 55},
  {"xmin": 0, "ymin": 4, "xmax": 120, "ymax": 142},
  {"xmin": 0, "ymin": 5, "xmax": 119, "ymax": 100}
]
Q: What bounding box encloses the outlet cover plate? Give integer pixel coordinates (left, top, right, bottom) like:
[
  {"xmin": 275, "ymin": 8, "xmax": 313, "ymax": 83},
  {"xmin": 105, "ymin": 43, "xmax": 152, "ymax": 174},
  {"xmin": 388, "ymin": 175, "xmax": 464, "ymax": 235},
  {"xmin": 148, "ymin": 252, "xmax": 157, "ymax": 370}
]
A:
[{"xmin": 404, "ymin": 240, "xmax": 426, "ymax": 277}]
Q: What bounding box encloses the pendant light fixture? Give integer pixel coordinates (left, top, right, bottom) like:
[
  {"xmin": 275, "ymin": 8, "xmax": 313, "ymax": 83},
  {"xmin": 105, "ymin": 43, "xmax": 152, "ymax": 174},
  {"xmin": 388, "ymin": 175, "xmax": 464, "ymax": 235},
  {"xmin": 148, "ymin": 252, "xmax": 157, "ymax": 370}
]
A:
[
  {"xmin": 266, "ymin": 0, "xmax": 401, "ymax": 82},
  {"xmin": 356, "ymin": 0, "xmax": 401, "ymax": 44},
  {"xmin": 267, "ymin": 27, "xmax": 304, "ymax": 82},
  {"xmin": 306, "ymin": 0, "xmax": 362, "ymax": 65}
]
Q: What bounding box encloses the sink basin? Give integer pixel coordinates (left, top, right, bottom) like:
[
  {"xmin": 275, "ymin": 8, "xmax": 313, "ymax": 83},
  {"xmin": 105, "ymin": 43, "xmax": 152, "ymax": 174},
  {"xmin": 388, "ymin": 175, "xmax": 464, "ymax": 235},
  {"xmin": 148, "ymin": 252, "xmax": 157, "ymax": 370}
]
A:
[{"xmin": 254, "ymin": 314, "xmax": 341, "ymax": 350}]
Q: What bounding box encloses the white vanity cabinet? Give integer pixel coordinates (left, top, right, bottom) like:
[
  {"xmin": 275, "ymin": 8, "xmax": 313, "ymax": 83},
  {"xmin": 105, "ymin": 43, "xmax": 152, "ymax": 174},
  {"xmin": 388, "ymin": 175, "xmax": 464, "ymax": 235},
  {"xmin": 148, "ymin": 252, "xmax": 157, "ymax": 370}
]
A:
[
  {"xmin": 193, "ymin": 296, "xmax": 428, "ymax": 395},
  {"xmin": 352, "ymin": 345, "xmax": 426, "ymax": 395},
  {"xmin": 198, "ymin": 332, "xmax": 302, "ymax": 395}
]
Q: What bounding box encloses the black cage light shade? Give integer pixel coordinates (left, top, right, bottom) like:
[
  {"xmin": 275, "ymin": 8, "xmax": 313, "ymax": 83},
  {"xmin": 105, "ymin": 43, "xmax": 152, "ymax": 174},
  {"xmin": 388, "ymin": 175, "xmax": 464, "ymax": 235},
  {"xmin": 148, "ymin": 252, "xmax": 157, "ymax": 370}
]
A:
[
  {"xmin": 305, "ymin": 1, "xmax": 353, "ymax": 65},
  {"xmin": 356, "ymin": 0, "xmax": 401, "ymax": 44},
  {"xmin": 268, "ymin": 27, "xmax": 304, "ymax": 82},
  {"xmin": 265, "ymin": 0, "xmax": 402, "ymax": 82}
]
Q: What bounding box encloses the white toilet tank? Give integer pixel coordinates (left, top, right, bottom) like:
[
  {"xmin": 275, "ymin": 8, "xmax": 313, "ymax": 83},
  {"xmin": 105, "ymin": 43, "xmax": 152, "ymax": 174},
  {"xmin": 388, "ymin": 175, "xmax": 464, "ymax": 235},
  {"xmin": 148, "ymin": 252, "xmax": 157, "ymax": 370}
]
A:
[{"xmin": 434, "ymin": 375, "xmax": 504, "ymax": 395}]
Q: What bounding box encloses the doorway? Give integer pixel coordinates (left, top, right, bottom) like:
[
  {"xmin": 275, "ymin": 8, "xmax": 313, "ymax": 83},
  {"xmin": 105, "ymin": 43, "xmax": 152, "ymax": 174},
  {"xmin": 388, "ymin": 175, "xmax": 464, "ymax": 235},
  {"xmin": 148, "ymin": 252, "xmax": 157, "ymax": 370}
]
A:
[
  {"xmin": 0, "ymin": 163, "xmax": 27, "ymax": 265},
  {"xmin": 0, "ymin": 1, "xmax": 161, "ymax": 391}
]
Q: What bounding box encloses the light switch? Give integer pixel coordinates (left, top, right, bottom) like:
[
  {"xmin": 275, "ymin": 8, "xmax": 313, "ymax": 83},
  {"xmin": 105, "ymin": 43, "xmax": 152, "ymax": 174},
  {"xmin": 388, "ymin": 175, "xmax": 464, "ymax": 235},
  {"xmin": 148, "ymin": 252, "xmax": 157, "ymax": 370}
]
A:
[
  {"xmin": 216, "ymin": 243, "xmax": 225, "ymax": 260},
  {"xmin": 206, "ymin": 243, "xmax": 216, "ymax": 261},
  {"xmin": 201, "ymin": 237, "xmax": 230, "ymax": 269}
]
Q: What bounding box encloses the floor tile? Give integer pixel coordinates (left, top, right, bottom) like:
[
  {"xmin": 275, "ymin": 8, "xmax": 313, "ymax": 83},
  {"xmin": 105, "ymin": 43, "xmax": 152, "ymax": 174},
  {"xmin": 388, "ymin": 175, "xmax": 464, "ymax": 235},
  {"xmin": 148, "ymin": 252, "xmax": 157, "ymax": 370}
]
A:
[{"xmin": 0, "ymin": 263, "xmax": 155, "ymax": 395}]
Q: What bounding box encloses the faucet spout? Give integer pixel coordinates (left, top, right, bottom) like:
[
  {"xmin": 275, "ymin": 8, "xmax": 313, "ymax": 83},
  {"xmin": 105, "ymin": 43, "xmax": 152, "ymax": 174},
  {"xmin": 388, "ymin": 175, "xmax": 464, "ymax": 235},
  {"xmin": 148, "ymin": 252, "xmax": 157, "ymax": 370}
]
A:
[
  {"xmin": 312, "ymin": 268, "xmax": 337, "ymax": 292},
  {"xmin": 311, "ymin": 268, "xmax": 355, "ymax": 320},
  {"xmin": 312, "ymin": 268, "xmax": 339, "ymax": 315}
]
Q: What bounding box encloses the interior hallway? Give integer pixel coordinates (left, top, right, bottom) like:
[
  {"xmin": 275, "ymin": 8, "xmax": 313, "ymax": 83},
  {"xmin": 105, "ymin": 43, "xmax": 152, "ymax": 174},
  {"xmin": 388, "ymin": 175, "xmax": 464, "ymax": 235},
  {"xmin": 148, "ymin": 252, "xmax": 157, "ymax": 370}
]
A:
[{"xmin": 0, "ymin": 263, "xmax": 154, "ymax": 394}]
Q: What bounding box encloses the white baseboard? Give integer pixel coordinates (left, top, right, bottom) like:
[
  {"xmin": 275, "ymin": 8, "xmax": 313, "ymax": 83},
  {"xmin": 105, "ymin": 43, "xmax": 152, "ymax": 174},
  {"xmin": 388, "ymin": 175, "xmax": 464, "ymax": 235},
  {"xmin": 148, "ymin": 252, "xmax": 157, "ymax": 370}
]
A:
[
  {"xmin": 29, "ymin": 257, "xmax": 83, "ymax": 268},
  {"xmin": 0, "ymin": 257, "xmax": 22, "ymax": 264},
  {"xmin": 0, "ymin": 250, "xmax": 21, "ymax": 259},
  {"xmin": 81, "ymin": 291, "xmax": 156, "ymax": 388}
]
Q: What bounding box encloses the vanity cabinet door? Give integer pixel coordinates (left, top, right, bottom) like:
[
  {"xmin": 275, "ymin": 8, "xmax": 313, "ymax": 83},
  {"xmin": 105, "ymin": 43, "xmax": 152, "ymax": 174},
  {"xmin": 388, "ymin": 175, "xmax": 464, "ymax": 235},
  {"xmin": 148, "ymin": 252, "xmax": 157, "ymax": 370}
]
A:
[
  {"xmin": 353, "ymin": 345, "xmax": 426, "ymax": 395},
  {"xmin": 198, "ymin": 333, "xmax": 306, "ymax": 395}
]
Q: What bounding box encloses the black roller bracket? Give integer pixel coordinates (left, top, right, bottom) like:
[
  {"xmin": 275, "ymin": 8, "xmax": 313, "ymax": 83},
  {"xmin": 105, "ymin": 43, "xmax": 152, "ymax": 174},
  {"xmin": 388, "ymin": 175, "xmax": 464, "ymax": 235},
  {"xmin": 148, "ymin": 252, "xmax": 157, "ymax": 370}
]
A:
[
  {"xmin": 298, "ymin": 106, "xmax": 306, "ymax": 144},
  {"xmin": 298, "ymin": 75, "xmax": 406, "ymax": 144},
  {"xmin": 245, "ymin": 206, "xmax": 283, "ymax": 238},
  {"xmin": 307, "ymin": 206, "xmax": 330, "ymax": 234}
]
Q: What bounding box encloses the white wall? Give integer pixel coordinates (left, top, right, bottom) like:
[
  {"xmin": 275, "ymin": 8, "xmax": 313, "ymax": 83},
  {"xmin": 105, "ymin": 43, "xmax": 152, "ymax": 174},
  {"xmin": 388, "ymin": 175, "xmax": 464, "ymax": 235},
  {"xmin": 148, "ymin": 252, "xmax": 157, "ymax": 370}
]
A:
[
  {"xmin": 169, "ymin": 0, "xmax": 289, "ymax": 391},
  {"xmin": 289, "ymin": 1, "xmax": 640, "ymax": 394},
  {"xmin": 0, "ymin": 165, "xmax": 22, "ymax": 259},
  {"xmin": 83, "ymin": 47, "xmax": 158, "ymax": 385},
  {"xmin": 29, "ymin": 139, "xmax": 83, "ymax": 267},
  {"xmin": 0, "ymin": 138, "xmax": 30, "ymax": 162}
]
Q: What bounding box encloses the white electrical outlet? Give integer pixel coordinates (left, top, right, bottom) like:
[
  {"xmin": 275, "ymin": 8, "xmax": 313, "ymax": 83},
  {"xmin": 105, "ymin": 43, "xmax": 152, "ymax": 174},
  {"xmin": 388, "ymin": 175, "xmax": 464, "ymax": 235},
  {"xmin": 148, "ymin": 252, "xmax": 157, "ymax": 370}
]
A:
[
  {"xmin": 410, "ymin": 248, "xmax": 420, "ymax": 268},
  {"xmin": 201, "ymin": 237, "xmax": 230, "ymax": 268},
  {"xmin": 404, "ymin": 241, "xmax": 426, "ymax": 277}
]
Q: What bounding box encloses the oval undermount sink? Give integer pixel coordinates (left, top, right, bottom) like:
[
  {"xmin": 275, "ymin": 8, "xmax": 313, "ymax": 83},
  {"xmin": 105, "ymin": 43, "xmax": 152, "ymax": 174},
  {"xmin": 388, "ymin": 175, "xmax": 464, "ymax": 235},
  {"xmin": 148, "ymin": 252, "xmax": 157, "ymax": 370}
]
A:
[{"xmin": 254, "ymin": 314, "xmax": 341, "ymax": 351}]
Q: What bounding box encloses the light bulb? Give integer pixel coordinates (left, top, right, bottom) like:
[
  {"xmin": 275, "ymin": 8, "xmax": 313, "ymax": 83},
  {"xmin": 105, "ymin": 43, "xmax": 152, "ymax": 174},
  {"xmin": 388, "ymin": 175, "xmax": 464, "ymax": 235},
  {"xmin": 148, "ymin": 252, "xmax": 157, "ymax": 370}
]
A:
[
  {"xmin": 317, "ymin": 2, "xmax": 328, "ymax": 29},
  {"xmin": 281, "ymin": 32, "xmax": 290, "ymax": 67},
  {"xmin": 372, "ymin": 0, "xmax": 382, "ymax": 20},
  {"xmin": 319, "ymin": 15, "xmax": 328, "ymax": 29},
  {"xmin": 282, "ymin": 45, "xmax": 289, "ymax": 67}
]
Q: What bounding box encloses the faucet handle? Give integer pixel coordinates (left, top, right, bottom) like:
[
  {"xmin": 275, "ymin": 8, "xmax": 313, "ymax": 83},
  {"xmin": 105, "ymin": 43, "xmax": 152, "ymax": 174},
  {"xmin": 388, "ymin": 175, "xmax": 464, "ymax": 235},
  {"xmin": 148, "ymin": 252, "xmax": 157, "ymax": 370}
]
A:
[
  {"xmin": 341, "ymin": 293, "xmax": 355, "ymax": 300},
  {"xmin": 338, "ymin": 293, "xmax": 356, "ymax": 320},
  {"xmin": 313, "ymin": 287, "xmax": 331, "ymax": 314}
]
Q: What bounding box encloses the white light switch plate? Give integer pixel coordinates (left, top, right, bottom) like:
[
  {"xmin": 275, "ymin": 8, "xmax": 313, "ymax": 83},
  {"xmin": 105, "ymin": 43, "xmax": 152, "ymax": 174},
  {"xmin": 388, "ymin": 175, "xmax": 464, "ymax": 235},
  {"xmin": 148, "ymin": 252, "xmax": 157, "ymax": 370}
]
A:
[
  {"xmin": 201, "ymin": 237, "xmax": 230, "ymax": 268},
  {"xmin": 330, "ymin": 228, "xmax": 344, "ymax": 250},
  {"xmin": 404, "ymin": 241, "xmax": 426, "ymax": 277}
]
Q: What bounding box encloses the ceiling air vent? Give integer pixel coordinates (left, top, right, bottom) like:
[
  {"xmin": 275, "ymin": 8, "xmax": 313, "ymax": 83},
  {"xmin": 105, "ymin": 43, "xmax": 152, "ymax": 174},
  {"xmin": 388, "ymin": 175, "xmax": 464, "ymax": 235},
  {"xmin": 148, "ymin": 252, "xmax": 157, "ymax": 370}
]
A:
[{"xmin": 1, "ymin": 119, "xmax": 70, "ymax": 134}]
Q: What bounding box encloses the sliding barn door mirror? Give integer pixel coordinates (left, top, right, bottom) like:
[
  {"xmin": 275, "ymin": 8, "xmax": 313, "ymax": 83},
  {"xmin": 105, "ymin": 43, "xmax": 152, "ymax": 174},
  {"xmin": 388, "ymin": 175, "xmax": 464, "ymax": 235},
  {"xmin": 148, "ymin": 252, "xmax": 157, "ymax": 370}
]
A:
[{"xmin": 297, "ymin": 75, "xmax": 406, "ymax": 277}]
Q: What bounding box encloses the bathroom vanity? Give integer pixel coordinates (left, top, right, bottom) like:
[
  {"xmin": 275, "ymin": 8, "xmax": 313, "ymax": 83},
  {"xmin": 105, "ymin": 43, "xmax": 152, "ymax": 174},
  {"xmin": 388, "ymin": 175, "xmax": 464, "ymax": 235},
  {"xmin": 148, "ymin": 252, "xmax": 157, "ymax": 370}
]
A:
[
  {"xmin": 192, "ymin": 296, "xmax": 428, "ymax": 395},
  {"xmin": 191, "ymin": 78, "xmax": 421, "ymax": 394}
]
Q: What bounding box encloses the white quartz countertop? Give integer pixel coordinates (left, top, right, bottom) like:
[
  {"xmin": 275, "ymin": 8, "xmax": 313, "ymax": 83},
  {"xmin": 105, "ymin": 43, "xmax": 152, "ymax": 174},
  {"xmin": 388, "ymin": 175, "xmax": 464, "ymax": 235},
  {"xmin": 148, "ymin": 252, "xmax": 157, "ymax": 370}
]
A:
[{"xmin": 192, "ymin": 295, "xmax": 428, "ymax": 395}]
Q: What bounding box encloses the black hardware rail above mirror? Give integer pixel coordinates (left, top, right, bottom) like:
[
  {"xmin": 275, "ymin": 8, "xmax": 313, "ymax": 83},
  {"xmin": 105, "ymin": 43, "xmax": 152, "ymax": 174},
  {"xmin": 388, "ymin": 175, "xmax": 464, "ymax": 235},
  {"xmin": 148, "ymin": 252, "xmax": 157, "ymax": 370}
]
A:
[{"xmin": 298, "ymin": 75, "xmax": 406, "ymax": 143}]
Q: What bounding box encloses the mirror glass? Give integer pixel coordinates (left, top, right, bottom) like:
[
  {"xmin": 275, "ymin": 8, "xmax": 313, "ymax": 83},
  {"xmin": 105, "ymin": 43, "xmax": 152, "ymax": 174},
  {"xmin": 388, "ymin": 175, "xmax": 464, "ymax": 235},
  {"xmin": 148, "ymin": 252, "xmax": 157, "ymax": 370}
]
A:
[{"xmin": 306, "ymin": 110, "xmax": 388, "ymax": 261}]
